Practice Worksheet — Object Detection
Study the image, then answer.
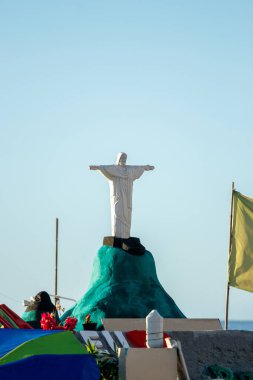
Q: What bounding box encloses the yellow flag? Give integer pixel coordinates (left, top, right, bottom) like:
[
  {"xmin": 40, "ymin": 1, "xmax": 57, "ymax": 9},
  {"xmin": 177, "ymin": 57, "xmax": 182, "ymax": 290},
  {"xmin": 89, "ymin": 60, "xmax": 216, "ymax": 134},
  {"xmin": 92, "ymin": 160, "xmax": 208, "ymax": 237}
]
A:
[{"xmin": 229, "ymin": 191, "xmax": 253, "ymax": 292}]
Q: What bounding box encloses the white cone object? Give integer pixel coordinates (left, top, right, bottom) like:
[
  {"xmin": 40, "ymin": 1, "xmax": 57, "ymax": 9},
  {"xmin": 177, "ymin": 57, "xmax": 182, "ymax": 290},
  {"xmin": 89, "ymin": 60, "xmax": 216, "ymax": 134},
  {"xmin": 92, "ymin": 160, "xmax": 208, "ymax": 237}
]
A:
[{"xmin": 146, "ymin": 309, "xmax": 163, "ymax": 348}]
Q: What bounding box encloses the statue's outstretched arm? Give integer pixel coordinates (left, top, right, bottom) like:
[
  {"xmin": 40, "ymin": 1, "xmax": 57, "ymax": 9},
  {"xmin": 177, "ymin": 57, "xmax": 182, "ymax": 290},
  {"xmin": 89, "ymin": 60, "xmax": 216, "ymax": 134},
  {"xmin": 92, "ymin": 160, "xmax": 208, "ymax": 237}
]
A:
[
  {"xmin": 144, "ymin": 165, "xmax": 155, "ymax": 171},
  {"xmin": 89, "ymin": 165, "xmax": 118, "ymax": 180}
]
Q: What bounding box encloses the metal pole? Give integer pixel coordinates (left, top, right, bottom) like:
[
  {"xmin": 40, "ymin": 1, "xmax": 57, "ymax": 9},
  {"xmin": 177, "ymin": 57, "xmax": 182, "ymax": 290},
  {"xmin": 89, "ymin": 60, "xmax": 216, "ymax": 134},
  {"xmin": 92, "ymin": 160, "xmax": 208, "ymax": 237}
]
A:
[
  {"xmin": 49, "ymin": 294, "xmax": 76, "ymax": 302},
  {"xmin": 225, "ymin": 284, "xmax": 230, "ymax": 330},
  {"xmin": 225, "ymin": 182, "xmax": 235, "ymax": 330},
  {"xmin": 55, "ymin": 218, "xmax": 59, "ymax": 306}
]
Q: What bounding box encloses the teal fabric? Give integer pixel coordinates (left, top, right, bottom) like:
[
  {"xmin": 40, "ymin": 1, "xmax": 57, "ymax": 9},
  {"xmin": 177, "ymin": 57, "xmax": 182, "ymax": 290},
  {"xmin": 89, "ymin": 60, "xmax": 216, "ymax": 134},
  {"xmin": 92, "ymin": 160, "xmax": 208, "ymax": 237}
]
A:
[{"xmin": 61, "ymin": 246, "xmax": 185, "ymax": 330}]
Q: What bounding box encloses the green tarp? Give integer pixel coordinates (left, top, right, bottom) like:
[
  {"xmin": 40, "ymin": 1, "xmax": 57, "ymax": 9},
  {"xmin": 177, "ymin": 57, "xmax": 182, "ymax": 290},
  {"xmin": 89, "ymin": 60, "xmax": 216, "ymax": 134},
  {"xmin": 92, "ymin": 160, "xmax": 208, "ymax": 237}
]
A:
[{"xmin": 0, "ymin": 331, "xmax": 87, "ymax": 366}]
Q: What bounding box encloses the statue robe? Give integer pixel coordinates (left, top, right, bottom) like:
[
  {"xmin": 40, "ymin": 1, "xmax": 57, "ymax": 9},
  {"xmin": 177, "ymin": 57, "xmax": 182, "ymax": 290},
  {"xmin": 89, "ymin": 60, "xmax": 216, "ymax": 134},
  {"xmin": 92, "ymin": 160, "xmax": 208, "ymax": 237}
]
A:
[{"xmin": 97, "ymin": 165, "xmax": 146, "ymax": 239}]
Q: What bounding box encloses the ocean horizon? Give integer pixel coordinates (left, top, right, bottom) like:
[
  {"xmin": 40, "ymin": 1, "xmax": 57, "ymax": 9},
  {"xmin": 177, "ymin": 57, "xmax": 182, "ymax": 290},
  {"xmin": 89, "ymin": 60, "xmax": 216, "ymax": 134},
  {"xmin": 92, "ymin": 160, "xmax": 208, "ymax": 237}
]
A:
[{"xmin": 221, "ymin": 320, "xmax": 253, "ymax": 331}]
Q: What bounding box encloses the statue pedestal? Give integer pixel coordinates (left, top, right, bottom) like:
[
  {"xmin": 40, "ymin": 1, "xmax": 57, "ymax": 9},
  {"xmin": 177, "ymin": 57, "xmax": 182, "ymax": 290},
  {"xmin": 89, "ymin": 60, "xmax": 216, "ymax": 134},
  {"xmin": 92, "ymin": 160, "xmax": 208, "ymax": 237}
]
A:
[
  {"xmin": 61, "ymin": 246, "xmax": 185, "ymax": 330},
  {"xmin": 103, "ymin": 236, "xmax": 145, "ymax": 255}
]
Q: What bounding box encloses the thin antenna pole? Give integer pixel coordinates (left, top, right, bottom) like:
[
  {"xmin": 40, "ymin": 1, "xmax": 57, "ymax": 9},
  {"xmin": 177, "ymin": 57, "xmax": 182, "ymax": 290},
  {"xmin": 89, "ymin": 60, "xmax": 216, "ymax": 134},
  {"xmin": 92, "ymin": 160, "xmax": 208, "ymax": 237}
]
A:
[
  {"xmin": 225, "ymin": 182, "xmax": 235, "ymax": 330},
  {"xmin": 55, "ymin": 218, "xmax": 59, "ymax": 306}
]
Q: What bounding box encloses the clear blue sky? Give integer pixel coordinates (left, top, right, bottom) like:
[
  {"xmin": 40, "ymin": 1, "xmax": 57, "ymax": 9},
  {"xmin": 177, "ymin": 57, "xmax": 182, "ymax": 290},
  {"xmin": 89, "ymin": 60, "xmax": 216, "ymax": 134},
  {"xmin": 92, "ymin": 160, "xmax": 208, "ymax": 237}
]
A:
[{"xmin": 1, "ymin": 1, "xmax": 253, "ymax": 322}]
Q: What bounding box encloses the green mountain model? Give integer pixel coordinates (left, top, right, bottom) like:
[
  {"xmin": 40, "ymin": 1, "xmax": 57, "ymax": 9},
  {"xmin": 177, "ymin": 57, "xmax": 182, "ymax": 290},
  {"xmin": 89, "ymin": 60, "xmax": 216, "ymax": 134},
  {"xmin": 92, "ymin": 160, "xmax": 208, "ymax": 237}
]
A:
[{"xmin": 61, "ymin": 246, "xmax": 185, "ymax": 330}]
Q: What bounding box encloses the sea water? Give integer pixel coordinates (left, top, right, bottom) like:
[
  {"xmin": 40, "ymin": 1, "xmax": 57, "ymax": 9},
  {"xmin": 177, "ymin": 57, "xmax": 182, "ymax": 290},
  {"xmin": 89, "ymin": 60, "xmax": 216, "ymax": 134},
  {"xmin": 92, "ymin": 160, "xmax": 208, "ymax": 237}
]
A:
[{"xmin": 221, "ymin": 321, "xmax": 253, "ymax": 331}]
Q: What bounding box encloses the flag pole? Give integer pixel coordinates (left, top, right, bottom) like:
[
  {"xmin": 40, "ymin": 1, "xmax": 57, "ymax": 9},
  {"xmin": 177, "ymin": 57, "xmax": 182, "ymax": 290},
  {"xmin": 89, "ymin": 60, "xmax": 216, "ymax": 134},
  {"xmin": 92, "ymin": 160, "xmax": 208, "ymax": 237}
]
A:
[
  {"xmin": 54, "ymin": 218, "xmax": 59, "ymax": 307},
  {"xmin": 225, "ymin": 182, "xmax": 235, "ymax": 330}
]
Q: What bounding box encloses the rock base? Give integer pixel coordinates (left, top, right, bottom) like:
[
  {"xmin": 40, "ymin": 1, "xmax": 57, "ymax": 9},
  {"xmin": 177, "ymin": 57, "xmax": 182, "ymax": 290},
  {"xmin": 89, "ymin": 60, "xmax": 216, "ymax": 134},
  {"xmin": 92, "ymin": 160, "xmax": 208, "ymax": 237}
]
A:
[{"xmin": 61, "ymin": 246, "xmax": 185, "ymax": 330}]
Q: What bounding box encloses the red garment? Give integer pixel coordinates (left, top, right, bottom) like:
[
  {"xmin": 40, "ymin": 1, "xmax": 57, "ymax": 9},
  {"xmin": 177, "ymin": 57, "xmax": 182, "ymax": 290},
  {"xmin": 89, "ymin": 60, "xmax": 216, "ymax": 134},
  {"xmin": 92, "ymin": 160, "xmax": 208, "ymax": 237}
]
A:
[{"xmin": 125, "ymin": 330, "xmax": 170, "ymax": 348}]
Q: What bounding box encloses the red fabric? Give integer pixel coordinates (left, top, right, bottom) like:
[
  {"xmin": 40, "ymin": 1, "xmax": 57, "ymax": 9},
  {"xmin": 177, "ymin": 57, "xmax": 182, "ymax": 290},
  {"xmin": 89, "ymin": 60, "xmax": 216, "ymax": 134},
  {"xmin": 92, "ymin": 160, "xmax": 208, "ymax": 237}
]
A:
[
  {"xmin": 125, "ymin": 330, "xmax": 170, "ymax": 348},
  {"xmin": 0, "ymin": 304, "xmax": 33, "ymax": 329},
  {"xmin": 0, "ymin": 315, "xmax": 13, "ymax": 328}
]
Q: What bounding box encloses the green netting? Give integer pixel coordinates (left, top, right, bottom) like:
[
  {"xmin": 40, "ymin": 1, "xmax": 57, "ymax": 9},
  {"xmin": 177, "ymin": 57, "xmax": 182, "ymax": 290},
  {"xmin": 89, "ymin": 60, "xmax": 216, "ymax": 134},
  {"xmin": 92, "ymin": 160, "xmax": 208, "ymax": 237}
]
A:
[
  {"xmin": 207, "ymin": 365, "xmax": 234, "ymax": 380},
  {"xmin": 0, "ymin": 331, "xmax": 87, "ymax": 365},
  {"xmin": 235, "ymin": 372, "xmax": 253, "ymax": 380},
  {"xmin": 61, "ymin": 245, "xmax": 185, "ymax": 330}
]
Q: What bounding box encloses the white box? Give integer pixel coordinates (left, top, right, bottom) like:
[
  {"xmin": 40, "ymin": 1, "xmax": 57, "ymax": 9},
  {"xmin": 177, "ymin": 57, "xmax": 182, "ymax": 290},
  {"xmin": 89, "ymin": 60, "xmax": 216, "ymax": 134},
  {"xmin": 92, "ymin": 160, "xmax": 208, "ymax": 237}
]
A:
[{"xmin": 118, "ymin": 348, "xmax": 177, "ymax": 380}]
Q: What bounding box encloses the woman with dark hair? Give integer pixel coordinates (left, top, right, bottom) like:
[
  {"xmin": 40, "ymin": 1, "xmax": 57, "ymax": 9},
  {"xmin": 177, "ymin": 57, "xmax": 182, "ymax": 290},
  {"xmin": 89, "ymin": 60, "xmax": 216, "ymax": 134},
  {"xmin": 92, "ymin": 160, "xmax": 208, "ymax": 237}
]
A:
[{"xmin": 22, "ymin": 291, "xmax": 60, "ymax": 329}]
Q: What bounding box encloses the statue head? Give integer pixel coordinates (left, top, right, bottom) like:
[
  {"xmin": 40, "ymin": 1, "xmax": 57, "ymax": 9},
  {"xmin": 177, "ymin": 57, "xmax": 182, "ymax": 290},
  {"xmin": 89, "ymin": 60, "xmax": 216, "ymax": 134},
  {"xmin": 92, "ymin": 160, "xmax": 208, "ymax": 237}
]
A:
[
  {"xmin": 25, "ymin": 291, "xmax": 56, "ymax": 312},
  {"xmin": 116, "ymin": 152, "xmax": 127, "ymax": 166}
]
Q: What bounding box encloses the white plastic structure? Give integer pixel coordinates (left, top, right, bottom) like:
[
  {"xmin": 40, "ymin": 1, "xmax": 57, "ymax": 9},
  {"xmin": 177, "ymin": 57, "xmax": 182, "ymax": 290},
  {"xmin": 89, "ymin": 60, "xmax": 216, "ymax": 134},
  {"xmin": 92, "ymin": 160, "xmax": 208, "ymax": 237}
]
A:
[
  {"xmin": 146, "ymin": 310, "xmax": 164, "ymax": 348},
  {"xmin": 89, "ymin": 152, "xmax": 154, "ymax": 239}
]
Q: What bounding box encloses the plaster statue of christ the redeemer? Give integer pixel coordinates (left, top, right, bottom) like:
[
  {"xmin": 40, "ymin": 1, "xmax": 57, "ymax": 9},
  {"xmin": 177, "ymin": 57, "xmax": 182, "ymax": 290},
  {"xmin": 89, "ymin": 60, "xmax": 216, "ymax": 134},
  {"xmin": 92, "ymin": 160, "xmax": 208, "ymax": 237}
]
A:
[{"xmin": 89, "ymin": 152, "xmax": 154, "ymax": 239}]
